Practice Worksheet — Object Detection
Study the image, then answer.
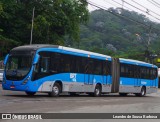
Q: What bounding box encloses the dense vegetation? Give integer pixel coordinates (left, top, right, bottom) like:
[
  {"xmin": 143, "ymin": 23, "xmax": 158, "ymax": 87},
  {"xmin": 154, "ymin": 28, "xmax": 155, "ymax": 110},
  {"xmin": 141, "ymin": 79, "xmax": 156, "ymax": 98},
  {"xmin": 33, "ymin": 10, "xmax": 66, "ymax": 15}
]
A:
[
  {"xmin": 0, "ymin": 1, "xmax": 160, "ymax": 65},
  {"xmin": 0, "ymin": 0, "xmax": 88, "ymax": 50}
]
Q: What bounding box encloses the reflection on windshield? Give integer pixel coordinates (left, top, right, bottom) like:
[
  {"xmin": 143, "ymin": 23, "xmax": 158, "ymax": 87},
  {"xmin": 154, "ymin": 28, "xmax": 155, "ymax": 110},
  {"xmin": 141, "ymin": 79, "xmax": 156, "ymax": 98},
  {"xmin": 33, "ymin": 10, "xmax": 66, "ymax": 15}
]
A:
[{"xmin": 6, "ymin": 55, "xmax": 32, "ymax": 81}]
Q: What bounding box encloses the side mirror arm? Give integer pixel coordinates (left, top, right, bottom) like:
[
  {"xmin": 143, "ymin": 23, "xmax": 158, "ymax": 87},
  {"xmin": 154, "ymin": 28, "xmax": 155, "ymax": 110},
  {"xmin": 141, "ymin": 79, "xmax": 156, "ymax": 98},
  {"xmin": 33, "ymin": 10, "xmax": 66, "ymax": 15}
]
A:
[
  {"xmin": 4, "ymin": 54, "xmax": 9, "ymax": 65},
  {"xmin": 33, "ymin": 54, "xmax": 40, "ymax": 65}
]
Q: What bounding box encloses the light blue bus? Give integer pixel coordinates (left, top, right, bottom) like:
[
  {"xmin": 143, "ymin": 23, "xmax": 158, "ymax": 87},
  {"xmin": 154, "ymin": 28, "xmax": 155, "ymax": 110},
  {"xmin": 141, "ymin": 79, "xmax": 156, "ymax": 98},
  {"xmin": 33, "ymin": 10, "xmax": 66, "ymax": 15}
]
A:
[{"xmin": 2, "ymin": 45, "xmax": 158, "ymax": 97}]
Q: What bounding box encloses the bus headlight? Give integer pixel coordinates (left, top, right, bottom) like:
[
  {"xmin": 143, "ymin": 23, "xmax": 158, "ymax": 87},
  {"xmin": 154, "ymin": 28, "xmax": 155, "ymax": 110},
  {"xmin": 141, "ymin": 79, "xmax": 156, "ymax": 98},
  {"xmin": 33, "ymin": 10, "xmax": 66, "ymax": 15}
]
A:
[{"xmin": 22, "ymin": 76, "xmax": 30, "ymax": 85}]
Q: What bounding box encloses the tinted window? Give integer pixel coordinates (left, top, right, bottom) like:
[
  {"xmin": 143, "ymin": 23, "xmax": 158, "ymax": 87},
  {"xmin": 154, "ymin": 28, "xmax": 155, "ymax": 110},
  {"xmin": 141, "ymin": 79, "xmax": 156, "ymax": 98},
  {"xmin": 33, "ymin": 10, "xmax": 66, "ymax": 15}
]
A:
[
  {"xmin": 120, "ymin": 63, "xmax": 157, "ymax": 80},
  {"xmin": 103, "ymin": 61, "xmax": 111, "ymax": 75},
  {"xmin": 32, "ymin": 51, "xmax": 111, "ymax": 80}
]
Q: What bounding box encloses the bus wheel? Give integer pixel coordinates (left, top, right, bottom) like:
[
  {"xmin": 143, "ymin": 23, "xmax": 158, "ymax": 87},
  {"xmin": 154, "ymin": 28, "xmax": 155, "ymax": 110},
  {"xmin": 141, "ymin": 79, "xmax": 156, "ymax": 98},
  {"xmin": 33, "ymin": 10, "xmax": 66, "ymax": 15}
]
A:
[
  {"xmin": 94, "ymin": 84, "xmax": 101, "ymax": 97},
  {"xmin": 49, "ymin": 83, "xmax": 61, "ymax": 97},
  {"xmin": 25, "ymin": 92, "xmax": 36, "ymax": 96},
  {"xmin": 135, "ymin": 87, "xmax": 146, "ymax": 97}
]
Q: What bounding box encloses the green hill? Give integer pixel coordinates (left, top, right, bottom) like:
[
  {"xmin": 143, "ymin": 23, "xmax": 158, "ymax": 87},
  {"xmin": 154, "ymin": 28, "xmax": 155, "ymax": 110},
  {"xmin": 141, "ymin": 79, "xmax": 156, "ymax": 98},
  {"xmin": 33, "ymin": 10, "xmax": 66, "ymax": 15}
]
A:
[{"xmin": 73, "ymin": 8, "xmax": 160, "ymax": 62}]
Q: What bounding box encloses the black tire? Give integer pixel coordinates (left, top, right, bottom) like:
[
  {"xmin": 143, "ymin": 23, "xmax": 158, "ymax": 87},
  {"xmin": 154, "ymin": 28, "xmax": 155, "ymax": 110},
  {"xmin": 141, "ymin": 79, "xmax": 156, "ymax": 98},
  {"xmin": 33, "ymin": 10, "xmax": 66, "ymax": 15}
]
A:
[
  {"xmin": 25, "ymin": 92, "xmax": 36, "ymax": 96},
  {"xmin": 135, "ymin": 87, "xmax": 146, "ymax": 97},
  {"xmin": 48, "ymin": 83, "xmax": 61, "ymax": 97},
  {"xmin": 94, "ymin": 84, "xmax": 101, "ymax": 97},
  {"xmin": 119, "ymin": 93, "xmax": 127, "ymax": 96}
]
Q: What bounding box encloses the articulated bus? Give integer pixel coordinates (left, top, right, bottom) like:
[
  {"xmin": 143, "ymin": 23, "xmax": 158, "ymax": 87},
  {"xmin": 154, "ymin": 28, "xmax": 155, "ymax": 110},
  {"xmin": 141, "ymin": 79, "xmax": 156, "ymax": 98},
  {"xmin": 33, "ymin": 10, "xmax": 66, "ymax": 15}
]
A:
[{"xmin": 2, "ymin": 45, "xmax": 158, "ymax": 97}]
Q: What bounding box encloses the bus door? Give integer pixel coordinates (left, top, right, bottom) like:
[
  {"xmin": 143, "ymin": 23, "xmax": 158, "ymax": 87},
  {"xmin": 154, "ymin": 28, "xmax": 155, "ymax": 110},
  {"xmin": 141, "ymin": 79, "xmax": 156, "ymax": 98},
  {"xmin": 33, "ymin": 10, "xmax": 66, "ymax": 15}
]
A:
[
  {"xmin": 88, "ymin": 74, "xmax": 94, "ymax": 84},
  {"xmin": 134, "ymin": 66, "xmax": 141, "ymax": 87},
  {"xmin": 84, "ymin": 75, "xmax": 94, "ymax": 84},
  {"xmin": 84, "ymin": 59, "xmax": 94, "ymax": 85},
  {"xmin": 32, "ymin": 54, "xmax": 51, "ymax": 90},
  {"xmin": 102, "ymin": 74, "xmax": 107, "ymax": 85},
  {"xmin": 102, "ymin": 61, "xmax": 111, "ymax": 85},
  {"xmin": 102, "ymin": 73, "xmax": 111, "ymax": 85}
]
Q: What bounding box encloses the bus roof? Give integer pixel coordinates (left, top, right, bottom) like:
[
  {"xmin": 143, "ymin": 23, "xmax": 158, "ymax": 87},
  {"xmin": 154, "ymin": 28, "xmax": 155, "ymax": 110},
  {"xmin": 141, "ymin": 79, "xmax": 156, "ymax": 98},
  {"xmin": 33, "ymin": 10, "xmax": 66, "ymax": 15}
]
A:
[
  {"xmin": 59, "ymin": 46, "xmax": 111, "ymax": 59},
  {"xmin": 120, "ymin": 58, "xmax": 157, "ymax": 68},
  {"xmin": 11, "ymin": 44, "xmax": 111, "ymax": 60},
  {"xmin": 12, "ymin": 44, "xmax": 59, "ymax": 51}
]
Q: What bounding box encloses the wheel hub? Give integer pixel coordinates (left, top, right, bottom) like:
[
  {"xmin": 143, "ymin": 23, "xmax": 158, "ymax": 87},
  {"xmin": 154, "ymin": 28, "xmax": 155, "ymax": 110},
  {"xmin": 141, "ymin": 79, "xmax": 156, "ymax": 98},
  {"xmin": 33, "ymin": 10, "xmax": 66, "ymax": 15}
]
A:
[{"xmin": 53, "ymin": 86, "xmax": 59, "ymax": 95}]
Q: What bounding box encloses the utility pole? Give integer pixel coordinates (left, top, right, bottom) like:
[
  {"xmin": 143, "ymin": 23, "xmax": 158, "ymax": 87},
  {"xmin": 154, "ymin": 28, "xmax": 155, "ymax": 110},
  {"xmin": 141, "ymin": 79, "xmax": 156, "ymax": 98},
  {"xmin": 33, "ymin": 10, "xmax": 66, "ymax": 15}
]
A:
[
  {"xmin": 30, "ymin": 7, "xmax": 35, "ymax": 45},
  {"xmin": 145, "ymin": 25, "xmax": 152, "ymax": 63}
]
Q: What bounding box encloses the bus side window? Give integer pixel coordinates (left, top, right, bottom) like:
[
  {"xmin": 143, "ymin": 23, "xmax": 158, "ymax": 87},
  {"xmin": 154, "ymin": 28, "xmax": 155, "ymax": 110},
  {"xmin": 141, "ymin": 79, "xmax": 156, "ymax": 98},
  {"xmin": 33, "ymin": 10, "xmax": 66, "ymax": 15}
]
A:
[
  {"xmin": 134, "ymin": 66, "xmax": 140, "ymax": 78},
  {"xmin": 155, "ymin": 68, "xmax": 158, "ymax": 79},
  {"xmin": 82, "ymin": 57, "xmax": 87, "ymax": 74},
  {"xmin": 40, "ymin": 57, "xmax": 50, "ymax": 73},
  {"xmin": 120, "ymin": 64, "xmax": 125, "ymax": 77},
  {"xmin": 146, "ymin": 68, "xmax": 150, "ymax": 79},
  {"xmin": 75, "ymin": 56, "xmax": 81, "ymax": 73},
  {"xmin": 103, "ymin": 61, "xmax": 111, "ymax": 75},
  {"xmin": 94, "ymin": 59, "xmax": 102, "ymax": 75},
  {"xmin": 86, "ymin": 59, "xmax": 91, "ymax": 74},
  {"xmin": 123, "ymin": 64, "xmax": 129, "ymax": 77},
  {"xmin": 107, "ymin": 61, "xmax": 111, "ymax": 75},
  {"xmin": 128, "ymin": 65, "xmax": 132, "ymax": 77},
  {"xmin": 125, "ymin": 64, "xmax": 128, "ymax": 77},
  {"xmin": 103, "ymin": 61, "xmax": 107, "ymax": 75},
  {"xmin": 61, "ymin": 54, "xmax": 71, "ymax": 72},
  {"xmin": 140, "ymin": 67, "xmax": 144, "ymax": 79},
  {"xmin": 69, "ymin": 55, "xmax": 76, "ymax": 73},
  {"xmin": 152, "ymin": 68, "xmax": 157, "ymax": 79},
  {"xmin": 50, "ymin": 53, "xmax": 61, "ymax": 73}
]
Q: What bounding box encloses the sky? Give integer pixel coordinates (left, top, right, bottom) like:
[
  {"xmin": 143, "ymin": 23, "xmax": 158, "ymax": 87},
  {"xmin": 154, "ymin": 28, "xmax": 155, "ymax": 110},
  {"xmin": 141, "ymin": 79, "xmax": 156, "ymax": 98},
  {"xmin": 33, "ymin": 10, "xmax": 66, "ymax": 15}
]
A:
[{"xmin": 87, "ymin": 0, "xmax": 160, "ymax": 23}]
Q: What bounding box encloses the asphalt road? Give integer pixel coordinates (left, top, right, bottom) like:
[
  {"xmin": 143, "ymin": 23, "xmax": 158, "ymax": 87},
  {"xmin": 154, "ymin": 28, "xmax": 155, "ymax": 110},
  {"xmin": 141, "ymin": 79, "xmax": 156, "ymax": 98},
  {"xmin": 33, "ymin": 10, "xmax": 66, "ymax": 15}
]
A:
[{"xmin": 0, "ymin": 84, "xmax": 160, "ymax": 122}]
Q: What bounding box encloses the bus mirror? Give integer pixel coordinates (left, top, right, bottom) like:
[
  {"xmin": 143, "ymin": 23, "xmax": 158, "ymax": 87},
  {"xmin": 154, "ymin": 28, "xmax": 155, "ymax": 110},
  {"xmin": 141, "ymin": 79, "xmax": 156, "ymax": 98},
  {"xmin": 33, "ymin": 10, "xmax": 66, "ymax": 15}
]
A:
[
  {"xmin": 4, "ymin": 54, "xmax": 9, "ymax": 65},
  {"xmin": 33, "ymin": 54, "xmax": 40, "ymax": 65}
]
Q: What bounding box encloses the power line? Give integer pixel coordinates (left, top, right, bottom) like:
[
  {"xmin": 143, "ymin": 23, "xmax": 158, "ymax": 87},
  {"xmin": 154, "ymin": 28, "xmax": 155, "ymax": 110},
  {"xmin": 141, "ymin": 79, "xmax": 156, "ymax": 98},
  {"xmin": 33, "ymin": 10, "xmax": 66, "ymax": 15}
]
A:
[
  {"xmin": 118, "ymin": 0, "xmax": 147, "ymax": 13},
  {"xmin": 122, "ymin": 0, "xmax": 160, "ymax": 22},
  {"xmin": 109, "ymin": 0, "xmax": 131, "ymax": 10},
  {"xmin": 87, "ymin": 0, "xmax": 160, "ymax": 32},
  {"xmin": 90, "ymin": 3, "xmax": 98, "ymax": 11},
  {"xmin": 147, "ymin": 0, "xmax": 160, "ymax": 8},
  {"xmin": 87, "ymin": 0, "xmax": 149, "ymax": 28},
  {"xmin": 151, "ymin": 0, "xmax": 160, "ymax": 7},
  {"xmin": 131, "ymin": 0, "xmax": 160, "ymax": 18},
  {"xmin": 103, "ymin": 0, "xmax": 160, "ymax": 23},
  {"xmin": 109, "ymin": 0, "xmax": 160, "ymax": 23}
]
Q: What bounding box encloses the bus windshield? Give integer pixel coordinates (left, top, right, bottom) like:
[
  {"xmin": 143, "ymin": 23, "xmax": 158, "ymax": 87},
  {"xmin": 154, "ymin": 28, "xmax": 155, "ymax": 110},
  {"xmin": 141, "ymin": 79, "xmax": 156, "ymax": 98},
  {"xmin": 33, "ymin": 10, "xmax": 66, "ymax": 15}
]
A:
[{"xmin": 5, "ymin": 55, "xmax": 32, "ymax": 81}]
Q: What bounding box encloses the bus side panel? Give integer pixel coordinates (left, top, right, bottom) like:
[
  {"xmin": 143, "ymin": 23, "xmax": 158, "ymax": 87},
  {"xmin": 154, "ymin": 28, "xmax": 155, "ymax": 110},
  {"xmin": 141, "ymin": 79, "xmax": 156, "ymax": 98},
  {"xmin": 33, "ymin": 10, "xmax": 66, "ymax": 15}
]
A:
[
  {"xmin": 119, "ymin": 77, "xmax": 141, "ymax": 93},
  {"xmin": 70, "ymin": 74, "xmax": 104, "ymax": 93},
  {"xmin": 37, "ymin": 73, "xmax": 85, "ymax": 92},
  {"xmin": 102, "ymin": 75, "xmax": 112, "ymax": 93},
  {"xmin": 146, "ymin": 78, "xmax": 158, "ymax": 94},
  {"xmin": 119, "ymin": 77, "xmax": 158, "ymax": 94},
  {"xmin": 37, "ymin": 73, "xmax": 113, "ymax": 93}
]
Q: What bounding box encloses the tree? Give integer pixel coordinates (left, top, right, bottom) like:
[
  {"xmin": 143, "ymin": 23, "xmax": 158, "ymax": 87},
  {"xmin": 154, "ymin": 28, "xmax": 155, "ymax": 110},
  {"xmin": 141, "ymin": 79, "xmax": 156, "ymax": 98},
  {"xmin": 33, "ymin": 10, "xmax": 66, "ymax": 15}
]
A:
[
  {"xmin": 0, "ymin": 0, "xmax": 89, "ymax": 45},
  {"xmin": 0, "ymin": 1, "xmax": 20, "ymax": 57}
]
